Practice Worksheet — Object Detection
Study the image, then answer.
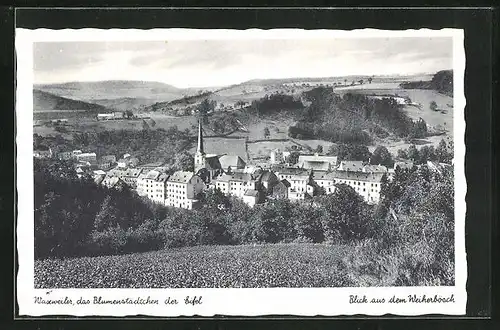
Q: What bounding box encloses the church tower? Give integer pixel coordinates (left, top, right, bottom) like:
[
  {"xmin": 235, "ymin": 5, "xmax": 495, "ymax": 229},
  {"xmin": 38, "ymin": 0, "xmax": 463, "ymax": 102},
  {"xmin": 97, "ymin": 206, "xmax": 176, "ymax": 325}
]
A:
[{"xmin": 194, "ymin": 117, "xmax": 206, "ymax": 173}]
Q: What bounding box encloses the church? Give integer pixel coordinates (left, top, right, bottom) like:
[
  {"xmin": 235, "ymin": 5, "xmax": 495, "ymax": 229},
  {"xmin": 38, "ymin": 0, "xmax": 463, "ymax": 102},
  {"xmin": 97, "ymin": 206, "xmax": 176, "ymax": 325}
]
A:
[{"xmin": 194, "ymin": 117, "xmax": 223, "ymax": 183}]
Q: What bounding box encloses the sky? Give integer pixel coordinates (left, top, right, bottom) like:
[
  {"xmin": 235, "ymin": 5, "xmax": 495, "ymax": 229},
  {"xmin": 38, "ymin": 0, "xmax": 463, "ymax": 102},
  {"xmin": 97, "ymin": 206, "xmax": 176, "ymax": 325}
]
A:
[{"xmin": 33, "ymin": 37, "xmax": 453, "ymax": 88}]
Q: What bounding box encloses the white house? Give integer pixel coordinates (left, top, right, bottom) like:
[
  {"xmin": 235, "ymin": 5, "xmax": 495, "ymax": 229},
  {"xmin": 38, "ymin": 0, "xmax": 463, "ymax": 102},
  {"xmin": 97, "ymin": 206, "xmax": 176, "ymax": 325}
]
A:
[
  {"xmin": 97, "ymin": 113, "xmax": 115, "ymax": 121},
  {"xmin": 331, "ymin": 171, "xmax": 384, "ymax": 204},
  {"xmin": 33, "ymin": 147, "xmax": 53, "ymax": 159},
  {"xmin": 311, "ymin": 171, "xmax": 337, "ymax": 195},
  {"xmin": 136, "ymin": 170, "xmax": 169, "ymax": 205},
  {"xmin": 165, "ymin": 171, "xmax": 205, "ymax": 210},
  {"xmin": 106, "ymin": 167, "xmax": 143, "ymax": 188},
  {"xmin": 57, "ymin": 151, "xmax": 73, "ymax": 161},
  {"xmin": 211, "ymin": 172, "xmax": 257, "ymax": 199},
  {"xmin": 280, "ymin": 171, "xmax": 311, "ymax": 194},
  {"xmin": 298, "ymin": 154, "xmax": 338, "ymax": 171},
  {"xmin": 242, "ymin": 189, "xmax": 259, "ymax": 207},
  {"xmin": 76, "ymin": 152, "xmax": 97, "ymax": 165}
]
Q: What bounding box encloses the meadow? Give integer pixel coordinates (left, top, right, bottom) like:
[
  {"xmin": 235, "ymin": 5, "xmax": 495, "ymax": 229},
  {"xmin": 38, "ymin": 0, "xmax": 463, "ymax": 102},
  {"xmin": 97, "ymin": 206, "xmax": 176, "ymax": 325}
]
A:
[{"xmin": 34, "ymin": 243, "xmax": 384, "ymax": 288}]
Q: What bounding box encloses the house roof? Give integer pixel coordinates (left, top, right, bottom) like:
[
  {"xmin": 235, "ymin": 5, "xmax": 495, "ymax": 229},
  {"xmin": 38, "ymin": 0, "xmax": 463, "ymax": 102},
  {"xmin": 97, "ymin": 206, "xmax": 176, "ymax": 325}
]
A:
[
  {"xmin": 146, "ymin": 170, "xmax": 160, "ymax": 180},
  {"xmin": 124, "ymin": 168, "xmax": 142, "ymax": 177},
  {"xmin": 331, "ymin": 170, "xmax": 384, "ymax": 183},
  {"xmin": 105, "ymin": 177, "xmax": 125, "ymax": 187},
  {"xmin": 301, "ymin": 160, "xmax": 331, "ymax": 171},
  {"xmin": 288, "ymin": 174, "xmax": 311, "ymax": 181},
  {"xmin": 311, "ymin": 171, "xmax": 337, "ymax": 181},
  {"xmin": 338, "ymin": 160, "xmax": 364, "ymax": 172},
  {"xmin": 94, "ymin": 176, "xmax": 105, "ymax": 185},
  {"xmin": 218, "ymin": 155, "xmax": 246, "ymax": 169},
  {"xmin": 157, "ymin": 173, "xmax": 169, "ymax": 182},
  {"xmin": 229, "ymin": 172, "xmax": 253, "ymax": 182},
  {"xmin": 100, "ymin": 155, "xmax": 116, "ymax": 161},
  {"xmin": 298, "ymin": 154, "xmax": 338, "ymax": 164},
  {"xmin": 215, "ymin": 172, "xmax": 253, "ymax": 182},
  {"xmin": 279, "ymin": 179, "xmax": 291, "ymax": 188},
  {"xmin": 77, "ymin": 152, "xmax": 96, "ymax": 157},
  {"xmin": 168, "ymin": 171, "xmax": 195, "ymax": 183},
  {"xmin": 363, "ymin": 165, "xmax": 388, "ymax": 173},
  {"xmin": 277, "ymin": 167, "xmax": 309, "ymax": 176},
  {"xmin": 244, "ymin": 189, "xmax": 259, "ymax": 197}
]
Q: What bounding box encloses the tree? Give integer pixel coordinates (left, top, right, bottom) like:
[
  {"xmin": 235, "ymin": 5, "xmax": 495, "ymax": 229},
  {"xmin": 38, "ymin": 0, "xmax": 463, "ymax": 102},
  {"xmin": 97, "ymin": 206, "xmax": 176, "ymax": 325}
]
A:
[
  {"xmin": 430, "ymin": 101, "xmax": 438, "ymax": 111},
  {"xmin": 94, "ymin": 196, "xmax": 118, "ymax": 232},
  {"xmin": 344, "ymin": 79, "xmax": 348, "ymax": 86},
  {"xmin": 292, "ymin": 205, "xmax": 325, "ymax": 242},
  {"xmin": 397, "ymin": 148, "xmax": 408, "ymax": 160},
  {"xmin": 358, "ymin": 79, "xmax": 364, "ymax": 85},
  {"xmin": 197, "ymin": 98, "xmax": 216, "ymax": 123},
  {"xmin": 173, "ymin": 151, "xmax": 194, "ymax": 172},
  {"xmin": 436, "ymin": 139, "xmax": 453, "ymax": 164},
  {"xmin": 370, "ymin": 146, "xmax": 393, "ymax": 167},
  {"xmin": 318, "ymin": 185, "xmax": 371, "ymax": 241},
  {"xmin": 287, "ymin": 151, "xmax": 300, "ymax": 165},
  {"xmin": 263, "ymin": 127, "xmax": 270, "ymax": 139},
  {"xmin": 328, "ymin": 143, "xmax": 371, "ymax": 162},
  {"xmin": 125, "ymin": 110, "xmax": 134, "ymax": 119},
  {"xmin": 368, "ymin": 77, "xmax": 373, "ymax": 84},
  {"xmin": 407, "ymin": 144, "xmax": 419, "ymax": 161}
]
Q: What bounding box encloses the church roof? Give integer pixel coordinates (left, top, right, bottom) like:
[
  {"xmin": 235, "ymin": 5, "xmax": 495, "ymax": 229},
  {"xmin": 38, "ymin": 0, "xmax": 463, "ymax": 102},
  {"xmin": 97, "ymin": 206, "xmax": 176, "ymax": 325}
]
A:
[
  {"xmin": 205, "ymin": 155, "xmax": 222, "ymax": 170},
  {"xmin": 218, "ymin": 155, "xmax": 246, "ymax": 169}
]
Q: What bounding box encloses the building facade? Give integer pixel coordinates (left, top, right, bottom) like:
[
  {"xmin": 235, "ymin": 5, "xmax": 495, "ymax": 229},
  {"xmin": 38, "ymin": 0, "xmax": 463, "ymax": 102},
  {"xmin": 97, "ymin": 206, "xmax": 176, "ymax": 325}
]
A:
[
  {"xmin": 136, "ymin": 170, "xmax": 169, "ymax": 204},
  {"xmin": 165, "ymin": 171, "xmax": 205, "ymax": 210}
]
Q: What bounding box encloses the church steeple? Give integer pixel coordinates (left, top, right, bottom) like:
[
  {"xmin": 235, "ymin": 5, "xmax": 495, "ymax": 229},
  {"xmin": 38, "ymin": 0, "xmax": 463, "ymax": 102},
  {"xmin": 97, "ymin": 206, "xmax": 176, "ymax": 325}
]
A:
[
  {"xmin": 197, "ymin": 117, "xmax": 204, "ymax": 155},
  {"xmin": 194, "ymin": 117, "xmax": 206, "ymax": 174}
]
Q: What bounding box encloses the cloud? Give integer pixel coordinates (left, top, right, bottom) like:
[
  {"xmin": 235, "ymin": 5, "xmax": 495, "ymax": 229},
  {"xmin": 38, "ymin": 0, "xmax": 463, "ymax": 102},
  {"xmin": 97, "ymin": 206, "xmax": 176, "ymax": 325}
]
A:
[{"xmin": 33, "ymin": 37, "xmax": 453, "ymax": 88}]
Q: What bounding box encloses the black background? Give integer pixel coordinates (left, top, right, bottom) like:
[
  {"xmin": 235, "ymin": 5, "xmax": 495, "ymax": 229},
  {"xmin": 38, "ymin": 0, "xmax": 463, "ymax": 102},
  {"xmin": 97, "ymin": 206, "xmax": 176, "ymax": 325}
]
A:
[{"xmin": 0, "ymin": 5, "xmax": 497, "ymax": 330}]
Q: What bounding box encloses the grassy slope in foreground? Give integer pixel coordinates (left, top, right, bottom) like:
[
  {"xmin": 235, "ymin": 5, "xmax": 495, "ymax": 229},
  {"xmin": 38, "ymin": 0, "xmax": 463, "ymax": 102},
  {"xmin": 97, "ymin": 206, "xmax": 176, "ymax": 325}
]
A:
[{"xmin": 35, "ymin": 244, "xmax": 352, "ymax": 288}]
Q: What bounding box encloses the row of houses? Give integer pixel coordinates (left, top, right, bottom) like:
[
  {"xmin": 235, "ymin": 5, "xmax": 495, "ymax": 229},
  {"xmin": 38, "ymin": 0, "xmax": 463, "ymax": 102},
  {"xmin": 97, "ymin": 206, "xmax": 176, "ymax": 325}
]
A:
[
  {"xmin": 97, "ymin": 112, "xmax": 151, "ymax": 121},
  {"xmin": 269, "ymin": 149, "xmax": 393, "ymax": 174}
]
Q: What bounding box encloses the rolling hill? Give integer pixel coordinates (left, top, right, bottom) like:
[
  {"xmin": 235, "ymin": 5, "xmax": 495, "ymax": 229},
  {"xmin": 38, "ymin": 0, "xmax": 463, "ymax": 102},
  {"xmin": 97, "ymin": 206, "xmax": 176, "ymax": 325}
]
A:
[
  {"xmin": 34, "ymin": 80, "xmax": 223, "ymax": 111},
  {"xmin": 33, "ymin": 89, "xmax": 109, "ymax": 112}
]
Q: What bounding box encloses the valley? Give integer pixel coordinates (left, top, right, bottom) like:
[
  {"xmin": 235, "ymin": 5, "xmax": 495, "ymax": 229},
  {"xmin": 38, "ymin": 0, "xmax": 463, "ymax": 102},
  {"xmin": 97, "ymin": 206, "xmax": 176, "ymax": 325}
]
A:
[{"xmin": 33, "ymin": 72, "xmax": 454, "ymax": 161}]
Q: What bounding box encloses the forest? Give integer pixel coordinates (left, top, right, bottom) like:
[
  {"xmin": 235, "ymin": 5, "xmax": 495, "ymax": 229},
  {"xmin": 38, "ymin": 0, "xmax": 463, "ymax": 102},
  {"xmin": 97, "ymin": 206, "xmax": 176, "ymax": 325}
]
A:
[
  {"xmin": 34, "ymin": 125, "xmax": 194, "ymax": 165},
  {"xmin": 286, "ymin": 87, "xmax": 428, "ymax": 145},
  {"xmin": 399, "ymin": 70, "xmax": 453, "ymax": 97}
]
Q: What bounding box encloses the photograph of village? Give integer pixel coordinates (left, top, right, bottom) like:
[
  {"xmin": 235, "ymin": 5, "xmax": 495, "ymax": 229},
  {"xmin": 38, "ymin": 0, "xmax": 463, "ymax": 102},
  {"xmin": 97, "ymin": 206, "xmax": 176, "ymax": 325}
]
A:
[{"xmin": 32, "ymin": 34, "xmax": 455, "ymax": 289}]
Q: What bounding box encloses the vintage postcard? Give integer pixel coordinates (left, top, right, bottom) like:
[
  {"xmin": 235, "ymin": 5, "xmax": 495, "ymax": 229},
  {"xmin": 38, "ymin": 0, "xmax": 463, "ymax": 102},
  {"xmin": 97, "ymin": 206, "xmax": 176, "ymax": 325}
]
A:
[{"xmin": 16, "ymin": 28, "xmax": 466, "ymax": 317}]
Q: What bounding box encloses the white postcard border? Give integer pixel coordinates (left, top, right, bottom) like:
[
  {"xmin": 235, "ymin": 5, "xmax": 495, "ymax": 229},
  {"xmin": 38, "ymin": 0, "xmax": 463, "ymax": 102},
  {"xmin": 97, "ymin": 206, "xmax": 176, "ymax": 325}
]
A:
[{"xmin": 15, "ymin": 28, "xmax": 467, "ymax": 317}]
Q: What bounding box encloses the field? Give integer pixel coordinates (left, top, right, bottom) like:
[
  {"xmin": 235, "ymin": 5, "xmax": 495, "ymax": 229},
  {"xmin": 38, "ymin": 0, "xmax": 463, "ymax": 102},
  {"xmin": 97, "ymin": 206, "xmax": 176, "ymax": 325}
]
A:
[
  {"xmin": 35, "ymin": 244, "xmax": 353, "ymax": 288},
  {"xmin": 188, "ymin": 137, "xmax": 248, "ymax": 161},
  {"xmin": 351, "ymin": 88, "xmax": 453, "ymax": 133},
  {"xmin": 33, "ymin": 112, "xmax": 196, "ymax": 138}
]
